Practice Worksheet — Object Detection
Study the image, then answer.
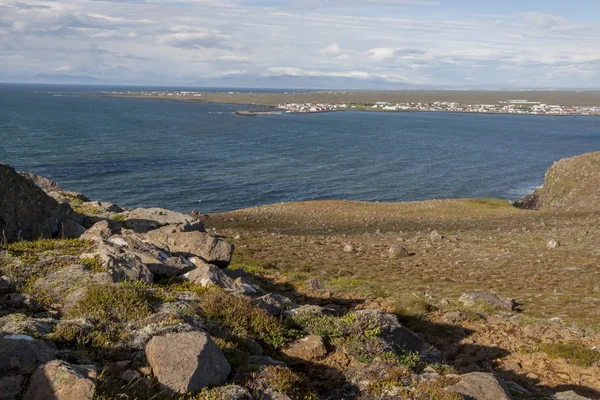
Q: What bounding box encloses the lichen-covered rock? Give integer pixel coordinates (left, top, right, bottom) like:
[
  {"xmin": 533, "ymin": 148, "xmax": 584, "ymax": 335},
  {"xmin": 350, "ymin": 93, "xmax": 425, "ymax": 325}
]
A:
[
  {"xmin": 123, "ymin": 207, "xmax": 204, "ymax": 233},
  {"xmin": 185, "ymin": 261, "xmax": 254, "ymax": 294},
  {"xmin": 145, "ymin": 230, "xmax": 233, "ymax": 267},
  {"xmin": 0, "ymin": 336, "xmax": 56, "ymax": 376},
  {"xmin": 253, "ymin": 293, "xmax": 298, "ymax": 316},
  {"xmin": 0, "ymin": 374, "xmax": 24, "ymax": 400},
  {"xmin": 555, "ymin": 391, "xmax": 593, "ymax": 400},
  {"xmin": 80, "ymin": 220, "xmax": 113, "ymax": 243},
  {"xmin": 283, "ymin": 335, "xmax": 327, "ymax": 361},
  {"xmin": 23, "ymin": 360, "xmax": 96, "ymax": 400},
  {"xmin": 18, "ymin": 171, "xmax": 62, "ymax": 193},
  {"xmin": 446, "ymin": 372, "xmax": 512, "ymax": 400},
  {"xmin": 100, "ymin": 252, "xmax": 153, "ymax": 283},
  {"xmin": 146, "ymin": 331, "xmax": 230, "ymax": 394},
  {"xmin": 458, "ymin": 291, "xmax": 516, "ymax": 311},
  {"xmin": 0, "ymin": 316, "xmax": 56, "ymax": 337},
  {"xmin": 354, "ymin": 310, "xmax": 423, "ymax": 353},
  {"xmin": 0, "ymin": 163, "xmax": 71, "ymax": 241},
  {"xmin": 206, "ymin": 385, "xmax": 253, "ymax": 400}
]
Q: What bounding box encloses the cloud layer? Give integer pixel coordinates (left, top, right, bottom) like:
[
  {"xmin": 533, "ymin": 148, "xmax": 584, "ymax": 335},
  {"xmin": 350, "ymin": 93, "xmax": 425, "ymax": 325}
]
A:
[{"xmin": 1, "ymin": 0, "xmax": 599, "ymax": 88}]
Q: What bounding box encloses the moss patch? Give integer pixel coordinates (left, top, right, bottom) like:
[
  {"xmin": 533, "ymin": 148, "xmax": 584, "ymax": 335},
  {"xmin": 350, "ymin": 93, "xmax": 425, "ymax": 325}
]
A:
[{"xmin": 536, "ymin": 342, "xmax": 600, "ymax": 367}]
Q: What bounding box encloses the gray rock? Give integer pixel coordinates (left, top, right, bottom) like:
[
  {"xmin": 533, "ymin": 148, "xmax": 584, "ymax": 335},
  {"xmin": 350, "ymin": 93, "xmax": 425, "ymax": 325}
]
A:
[
  {"xmin": 23, "ymin": 360, "xmax": 96, "ymax": 400},
  {"xmin": 209, "ymin": 385, "xmax": 253, "ymax": 400},
  {"xmin": 124, "ymin": 207, "xmax": 204, "ymax": 233},
  {"xmin": 146, "ymin": 331, "xmax": 230, "ymax": 394},
  {"xmin": 80, "ymin": 220, "xmax": 113, "ymax": 243},
  {"xmin": 253, "ymin": 293, "xmax": 298, "ymax": 316},
  {"xmin": 446, "ymin": 372, "xmax": 512, "ymax": 400},
  {"xmin": 283, "ymin": 335, "xmax": 327, "ymax": 361},
  {"xmin": 0, "ymin": 375, "xmax": 24, "ymax": 400},
  {"xmin": 0, "ymin": 276, "xmax": 14, "ymax": 295},
  {"xmin": 100, "ymin": 252, "xmax": 154, "ymax": 283},
  {"xmin": 0, "ymin": 163, "xmax": 72, "ymax": 242},
  {"xmin": 0, "ymin": 316, "xmax": 56, "ymax": 337},
  {"xmin": 18, "ymin": 171, "xmax": 62, "ymax": 193},
  {"xmin": 0, "ymin": 336, "xmax": 56, "ymax": 376},
  {"xmin": 47, "ymin": 191, "xmax": 89, "ymax": 205},
  {"xmin": 343, "ymin": 244, "xmax": 354, "ymax": 253},
  {"xmin": 354, "ymin": 310, "xmax": 423, "ymax": 353},
  {"xmin": 388, "ymin": 245, "xmax": 410, "ymax": 258},
  {"xmin": 547, "ymin": 239, "xmax": 561, "ymax": 249},
  {"xmin": 263, "ymin": 389, "xmax": 292, "ymax": 400},
  {"xmin": 185, "ymin": 261, "xmax": 252, "ymax": 294},
  {"xmin": 458, "ymin": 291, "xmax": 516, "ymax": 311},
  {"xmin": 555, "ymin": 391, "xmax": 593, "ymax": 400},
  {"xmin": 420, "ymin": 348, "xmax": 442, "ymax": 364},
  {"xmin": 61, "ymin": 218, "xmax": 86, "ymax": 239},
  {"xmin": 429, "ymin": 230, "xmax": 443, "ymax": 241},
  {"xmin": 145, "ymin": 230, "xmax": 233, "ymax": 267}
]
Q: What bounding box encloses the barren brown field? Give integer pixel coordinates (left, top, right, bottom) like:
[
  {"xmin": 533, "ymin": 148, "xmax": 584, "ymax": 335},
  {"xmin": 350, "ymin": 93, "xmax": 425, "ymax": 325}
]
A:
[{"xmin": 109, "ymin": 90, "xmax": 600, "ymax": 107}]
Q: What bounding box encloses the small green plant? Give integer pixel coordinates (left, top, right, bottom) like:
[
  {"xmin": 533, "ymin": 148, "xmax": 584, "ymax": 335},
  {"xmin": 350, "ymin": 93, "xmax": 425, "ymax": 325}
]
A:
[
  {"xmin": 112, "ymin": 214, "xmax": 126, "ymax": 224},
  {"xmin": 249, "ymin": 366, "xmax": 319, "ymax": 400},
  {"xmin": 536, "ymin": 342, "xmax": 600, "ymax": 367},
  {"xmin": 6, "ymin": 238, "xmax": 93, "ymax": 258},
  {"xmin": 80, "ymin": 255, "xmax": 107, "ymax": 273},
  {"xmin": 67, "ymin": 283, "xmax": 152, "ymax": 322}
]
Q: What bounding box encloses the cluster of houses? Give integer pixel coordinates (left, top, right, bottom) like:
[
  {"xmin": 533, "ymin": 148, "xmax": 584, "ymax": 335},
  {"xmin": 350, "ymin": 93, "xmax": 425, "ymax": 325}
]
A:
[
  {"xmin": 370, "ymin": 101, "xmax": 600, "ymax": 115},
  {"xmin": 277, "ymin": 103, "xmax": 348, "ymax": 113}
]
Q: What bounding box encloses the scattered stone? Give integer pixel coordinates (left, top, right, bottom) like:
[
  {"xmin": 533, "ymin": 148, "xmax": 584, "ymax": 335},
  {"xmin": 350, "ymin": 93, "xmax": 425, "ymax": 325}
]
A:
[
  {"xmin": 441, "ymin": 311, "xmax": 468, "ymax": 324},
  {"xmin": 146, "ymin": 331, "xmax": 230, "ymax": 394},
  {"xmin": 458, "ymin": 291, "xmax": 516, "ymax": 311},
  {"xmin": 23, "ymin": 360, "xmax": 96, "ymax": 400},
  {"xmin": 343, "ymin": 244, "xmax": 354, "ymax": 253},
  {"xmin": 145, "ymin": 230, "xmax": 233, "ymax": 267},
  {"xmin": 185, "ymin": 261, "xmax": 253, "ymax": 294},
  {"xmin": 253, "ymin": 293, "xmax": 298, "ymax": 316},
  {"xmin": 283, "ymin": 335, "xmax": 327, "ymax": 361},
  {"xmin": 263, "ymin": 389, "xmax": 292, "ymax": 400},
  {"xmin": 555, "ymin": 391, "xmax": 593, "ymax": 400},
  {"xmin": 248, "ymin": 355, "xmax": 286, "ymax": 367},
  {"xmin": 445, "ymin": 372, "xmax": 512, "ymax": 400},
  {"xmin": 354, "ymin": 310, "xmax": 423, "ymax": 353},
  {"xmin": 0, "ymin": 375, "xmax": 24, "ymax": 400},
  {"xmin": 388, "ymin": 245, "xmax": 410, "ymax": 258},
  {"xmin": 124, "ymin": 207, "xmax": 204, "ymax": 233},
  {"xmin": 0, "ymin": 163, "xmax": 72, "ymax": 242},
  {"xmin": 429, "ymin": 230, "xmax": 443, "ymax": 241},
  {"xmin": 547, "ymin": 239, "xmax": 561, "ymax": 249},
  {"xmin": 307, "ymin": 278, "xmax": 325, "ymax": 290}
]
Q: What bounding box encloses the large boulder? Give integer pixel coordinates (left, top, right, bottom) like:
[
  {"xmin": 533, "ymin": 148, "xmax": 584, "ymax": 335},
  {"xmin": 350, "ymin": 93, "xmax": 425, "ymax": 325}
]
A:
[
  {"xmin": 146, "ymin": 229, "xmax": 234, "ymax": 267},
  {"xmin": 0, "ymin": 335, "xmax": 56, "ymax": 376},
  {"xmin": 354, "ymin": 310, "xmax": 423, "ymax": 353},
  {"xmin": 0, "ymin": 374, "xmax": 24, "ymax": 400},
  {"xmin": 18, "ymin": 171, "xmax": 61, "ymax": 193},
  {"xmin": 458, "ymin": 291, "xmax": 516, "ymax": 311},
  {"xmin": 446, "ymin": 372, "xmax": 512, "ymax": 400},
  {"xmin": 534, "ymin": 151, "xmax": 600, "ymax": 211},
  {"xmin": 23, "ymin": 360, "xmax": 96, "ymax": 400},
  {"xmin": 123, "ymin": 207, "xmax": 204, "ymax": 233},
  {"xmin": 146, "ymin": 331, "xmax": 231, "ymax": 394},
  {"xmin": 185, "ymin": 261, "xmax": 257, "ymax": 294},
  {"xmin": 0, "ymin": 163, "xmax": 71, "ymax": 241},
  {"xmin": 253, "ymin": 293, "xmax": 297, "ymax": 316}
]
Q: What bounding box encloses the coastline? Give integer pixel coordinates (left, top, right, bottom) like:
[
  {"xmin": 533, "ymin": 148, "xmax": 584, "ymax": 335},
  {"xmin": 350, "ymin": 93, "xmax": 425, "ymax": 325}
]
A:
[{"xmin": 101, "ymin": 92, "xmax": 600, "ymax": 118}]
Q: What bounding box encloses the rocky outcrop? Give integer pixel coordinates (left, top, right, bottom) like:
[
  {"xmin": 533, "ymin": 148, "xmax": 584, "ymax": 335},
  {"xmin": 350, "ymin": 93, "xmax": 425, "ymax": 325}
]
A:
[
  {"xmin": 23, "ymin": 360, "xmax": 96, "ymax": 400},
  {"xmin": 123, "ymin": 207, "xmax": 204, "ymax": 233},
  {"xmin": 0, "ymin": 163, "xmax": 71, "ymax": 241},
  {"xmin": 146, "ymin": 331, "xmax": 231, "ymax": 394},
  {"xmin": 18, "ymin": 172, "xmax": 62, "ymax": 193},
  {"xmin": 532, "ymin": 151, "xmax": 600, "ymax": 211},
  {"xmin": 0, "ymin": 336, "xmax": 56, "ymax": 376},
  {"xmin": 446, "ymin": 372, "xmax": 512, "ymax": 400},
  {"xmin": 145, "ymin": 229, "xmax": 234, "ymax": 267}
]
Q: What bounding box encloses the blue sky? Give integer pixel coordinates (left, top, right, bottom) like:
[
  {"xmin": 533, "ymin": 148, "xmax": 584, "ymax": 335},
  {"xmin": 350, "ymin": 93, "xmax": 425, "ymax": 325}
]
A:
[{"xmin": 1, "ymin": 0, "xmax": 599, "ymax": 88}]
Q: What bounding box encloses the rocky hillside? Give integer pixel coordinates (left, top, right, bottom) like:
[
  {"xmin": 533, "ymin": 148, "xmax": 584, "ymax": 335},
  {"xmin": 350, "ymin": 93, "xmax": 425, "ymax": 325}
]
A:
[
  {"xmin": 1, "ymin": 161, "xmax": 599, "ymax": 400},
  {"xmin": 532, "ymin": 151, "xmax": 600, "ymax": 211}
]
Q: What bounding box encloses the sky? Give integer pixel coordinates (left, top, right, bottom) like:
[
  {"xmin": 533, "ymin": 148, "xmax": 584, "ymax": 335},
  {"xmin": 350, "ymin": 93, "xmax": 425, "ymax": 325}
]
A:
[{"xmin": 1, "ymin": 0, "xmax": 599, "ymax": 88}]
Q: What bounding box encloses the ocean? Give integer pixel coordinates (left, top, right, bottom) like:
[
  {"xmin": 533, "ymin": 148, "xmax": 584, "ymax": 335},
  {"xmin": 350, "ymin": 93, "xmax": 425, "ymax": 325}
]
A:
[{"xmin": 2, "ymin": 83, "xmax": 600, "ymax": 213}]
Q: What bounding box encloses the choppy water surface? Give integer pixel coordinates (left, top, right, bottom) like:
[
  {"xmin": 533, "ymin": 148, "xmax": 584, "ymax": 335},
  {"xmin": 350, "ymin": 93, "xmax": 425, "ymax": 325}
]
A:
[{"xmin": 2, "ymin": 84, "xmax": 600, "ymax": 213}]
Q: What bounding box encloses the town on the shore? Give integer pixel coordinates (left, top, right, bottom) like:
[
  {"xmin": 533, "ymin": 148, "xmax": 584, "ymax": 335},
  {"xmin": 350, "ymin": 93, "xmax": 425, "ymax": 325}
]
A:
[{"xmin": 278, "ymin": 99, "xmax": 600, "ymax": 116}]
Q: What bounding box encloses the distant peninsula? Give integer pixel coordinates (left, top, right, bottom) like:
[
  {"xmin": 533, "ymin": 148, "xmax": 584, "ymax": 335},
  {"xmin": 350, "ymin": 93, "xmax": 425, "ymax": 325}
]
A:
[{"xmin": 103, "ymin": 89, "xmax": 600, "ymax": 117}]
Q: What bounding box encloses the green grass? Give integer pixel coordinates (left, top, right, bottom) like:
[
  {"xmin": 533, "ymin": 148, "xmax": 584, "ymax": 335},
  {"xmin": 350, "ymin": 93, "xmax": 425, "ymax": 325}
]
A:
[
  {"xmin": 6, "ymin": 238, "xmax": 93, "ymax": 258},
  {"xmin": 536, "ymin": 342, "xmax": 600, "ymax": 367}
]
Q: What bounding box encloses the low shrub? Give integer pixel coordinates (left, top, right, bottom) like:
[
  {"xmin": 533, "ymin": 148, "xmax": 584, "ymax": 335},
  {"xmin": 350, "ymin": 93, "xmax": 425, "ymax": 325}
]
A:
[{"xmin": 537, "ymin": 342, "xmax": 600, "ymax": 367}]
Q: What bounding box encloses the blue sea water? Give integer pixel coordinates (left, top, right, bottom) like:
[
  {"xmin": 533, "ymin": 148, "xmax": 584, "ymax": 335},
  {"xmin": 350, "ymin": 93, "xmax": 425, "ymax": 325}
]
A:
[{"xmin": 1, "ymin": 84, "xmax": 600, "ymax": 213}]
